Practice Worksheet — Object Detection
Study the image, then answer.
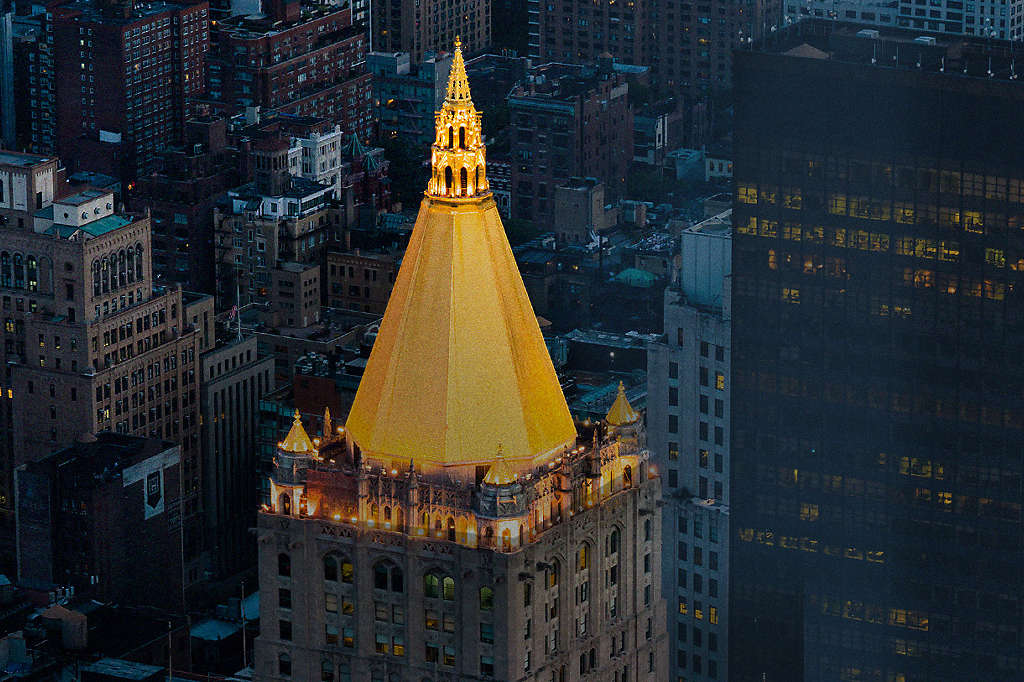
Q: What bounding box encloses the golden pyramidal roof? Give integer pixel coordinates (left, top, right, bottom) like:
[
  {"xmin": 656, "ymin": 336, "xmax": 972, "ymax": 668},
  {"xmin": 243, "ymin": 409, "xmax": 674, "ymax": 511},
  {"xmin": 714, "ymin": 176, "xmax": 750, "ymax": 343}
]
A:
[
  {"xmin": 606, "ymin": 382, "xmax": 639, "ymax": 426},
  {"xmin": 281, "ymin": 409, "xmax": 315, "ymax": 453},
  {"xmin": 345, "ymin": 40, "xmax": 577, "ymax": 472}
]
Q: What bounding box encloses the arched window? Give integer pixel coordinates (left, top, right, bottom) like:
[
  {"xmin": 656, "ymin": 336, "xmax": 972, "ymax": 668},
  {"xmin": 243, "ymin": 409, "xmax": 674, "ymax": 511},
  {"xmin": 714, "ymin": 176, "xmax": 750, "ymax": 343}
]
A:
[
  {"xmin": 460, "ymin": 167, "xmax": 467, "ymax": 196},
  {"xmin": 101, "ymin": 257, "xmax": 109, "ymax": 294},
  {"xmin": 447, "ymin": 126, "xmax": 453, "ymax": 148},
  {"xmin": 278, "ymin": 653, "xmax": 291, "ymax": 676},
  {"xmin": 118, "ymin": 250, "xmax": 127, "ymax": 288},
  {"xmin": 374, "ymin": 561, "xmax": 404, "ymax": 592},
  {"xmin": 434, "ymin": 517, "xmax": 442, "ymax": 537},
  {"xmin": 577, "ymin": 544, "xmax": 589, "ymax": 571},
  {"xmin": 459, "ymin": 126, "xmax": 466, "ymax": 149},
  {"xmin": 424, "ymin": 573, "xmax": 440, "ymax": 598},
  {"xmin": 324, "ymin": 554, "xmax": 339, "ymax": 581},
  {"xmin": 134, "ymin": 244, "xmax": 143, "ymax": 280},
  {"xmin": 446, "ymin": 517, "xmax": 455, "ymax": 542},
  {"xmin": 475, "ymin": 166, "xmax": 481, "ymax": 191},
  {"xmin": 501, "ymin": 527, "xmax": 511, "ymax": 552},
  {"xmin": 547, "ymin": 560, "xmax": 560, "ymax": 588},
  {"xmin": 479, "ymin": 586, "xmax": 494, "ymax": 611},
  {"xmin": 321, "ymin": 659, "xmax": 334, "ymax": 681},
  {"xmin": 126, "ymin": 248, "xmax": 135, "ymax": 283},
  {"xmin": 278, "ymin": 553, "xmax": 291, "ymax": 577},
  {"xmin": 91, "ymin": 259, "xmax": 100, "ymax": 295},
  {"xmin": 26, "ymin": 256, "xmax": 37, "ymax": 292},
  {"xmin": 0, "ymin": 253, "xmax": 9, "ymax": 288},
  {"xmin": 607, "ymin": 528, "xmax": 620, "ymax": 556},
  {"xmin": 384, "ymin": 506, "xmax": 392, "ymax": 522},
  {"xmin": 623, "ymin": 465, "xmax": 633, "ymax": 487},
  {"xmin": 279, "ymin": 492, "xmax": 291, "ymax": 516},
  {"xmin": 442, "ymin": 576, "xmax": 455, "ymax": 601},
  {"xmin": 12, "ymin": 254, "xmax": 23, "ymax": 288},
  {"xmin": 444, "ymin": 167, "xmax": 453, "ymax": 195}
]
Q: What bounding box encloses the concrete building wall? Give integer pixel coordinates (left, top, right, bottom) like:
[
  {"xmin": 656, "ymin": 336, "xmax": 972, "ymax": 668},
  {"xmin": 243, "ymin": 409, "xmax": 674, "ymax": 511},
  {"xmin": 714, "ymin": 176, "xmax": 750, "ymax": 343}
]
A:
[
  {"xmin": 648, "ymin": 224, "xmax": 731, "ymax": 682},
  {"xmin": 200, "ymin": 335, "xmax": 275, "ymax": 577}
]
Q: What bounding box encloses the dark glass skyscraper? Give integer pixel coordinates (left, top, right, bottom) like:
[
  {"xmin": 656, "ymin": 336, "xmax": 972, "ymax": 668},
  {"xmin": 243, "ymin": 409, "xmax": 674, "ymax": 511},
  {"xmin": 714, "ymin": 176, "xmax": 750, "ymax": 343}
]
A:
[{"xmin": 730, "ymin": 21, "xmax": 1024, "ymax": 682}]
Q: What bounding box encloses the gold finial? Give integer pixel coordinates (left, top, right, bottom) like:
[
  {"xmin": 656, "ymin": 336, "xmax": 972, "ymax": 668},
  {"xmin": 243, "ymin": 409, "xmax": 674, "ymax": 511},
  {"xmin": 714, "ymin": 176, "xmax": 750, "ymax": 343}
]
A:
[
  {"xmin": 281, "ymin": 409, "xmax": 315, "ymax": 453},
  {"xmin": 606, "ymin": 382, "xmax": 639, "ymax": 426},
  {"xmin": 428, "ymin": 38, "xmax": 488, "ymax": 199},
  {"xmin": 482, "ymin": 443, "xmax": 516, "ymax": 486},
  {"xmin": 322, "ymin": 406, "xmax": 333, "ymax": 438}
]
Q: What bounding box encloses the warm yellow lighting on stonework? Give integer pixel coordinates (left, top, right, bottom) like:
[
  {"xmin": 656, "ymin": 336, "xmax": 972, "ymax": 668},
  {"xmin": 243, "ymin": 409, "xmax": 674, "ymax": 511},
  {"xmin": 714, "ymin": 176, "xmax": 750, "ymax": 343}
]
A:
[
  {"xmin": 426, "ymin": 37, "xmax": 489, "ymax": 200},
  {"xmin": 280, "ymin": 409, "xmax": 315, "ymax": 453},
  {"xmin": 345, "ymin": 39, "xmax": 576, "ymax": 475}
]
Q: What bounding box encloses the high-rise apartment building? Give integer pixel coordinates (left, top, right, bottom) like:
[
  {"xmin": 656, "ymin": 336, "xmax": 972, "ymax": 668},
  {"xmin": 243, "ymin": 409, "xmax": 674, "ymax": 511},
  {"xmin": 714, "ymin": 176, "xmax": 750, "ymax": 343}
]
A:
[
  {"xmin": 367, "ymin": 50, "xmax": 452, "ymax": 146},
  {"xmin": 731, "ymin": 21, "xmax": 1024, "ymax": 681},
  {"xmin": 42, "ymin": 0, "xmax": 209, "ymax": 180},
  {"xmin": 647, "ymin": 210, "xmax": 731, "ymax": 682},
  {"xmin": 213, "ymin": 137, "xmax": 330, "ymax": 322},
  {"xmin": 131, "ymin": 115, "xmax": 245, "ymax": 293},
  {"xmin": 200, "ymin": 333, "xmax": 275, "ymax": 578},
  {"xmin": 0, "ymin": 151, "xmax": 205, "ymax": 582},
  {"xmin": 252, "ymin": 42, "xmax": 667, "ymax": 682},
  {"xmin": 784, "ymin": 0, "xmax": 1022, "ymax": 39},
  {"xmin": 204, "ymin": 1, "xmax": 371, "ymax": 141},
  {"xmin": 370, "ymin": 0, "xmax": 489, "ymax": 62},
  {"xmin": 507, "ymin": 61, "xmax": 632, "ymax": 223},
  {"xmin": 530, "ymin": 0, "xmax": 773, "ymax": 97}
]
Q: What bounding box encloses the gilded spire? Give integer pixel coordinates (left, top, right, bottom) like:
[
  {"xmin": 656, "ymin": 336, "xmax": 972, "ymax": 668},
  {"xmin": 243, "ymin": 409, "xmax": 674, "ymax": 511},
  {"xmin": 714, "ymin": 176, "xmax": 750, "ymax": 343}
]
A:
[
  {"xmin": 606, "ymin": 382, "xmax": 639, "ymax": 426},
  {"xmin": 281, "ymin": 409, "xmax": 315, "ymax": 453},
  {"xmin": 345, "ymin": 37, "xmax": 577, "ymax": 473},
  {"xmin": 427, "ymin": 38, "xmax": 488, "ymax": 199},
  {"xmin": 445, "ymin": 36, "xmax": 473, "ymax": 105}
]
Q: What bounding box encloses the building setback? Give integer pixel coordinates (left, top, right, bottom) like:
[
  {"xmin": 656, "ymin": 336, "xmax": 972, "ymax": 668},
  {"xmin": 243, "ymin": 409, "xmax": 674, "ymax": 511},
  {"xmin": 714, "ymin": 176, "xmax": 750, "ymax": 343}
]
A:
[
  {"xmin": 252, "ymin": 42, "xmax": 667, "ymax": 682},
  {"xmin": 730, "ymin": 20, "xmax": 1024, "ymax": 681},
  {"xmin": 44, "ymin": 0, "xmax": 209, "ymax": 181},
  {"xmin": 647, "ymin": 210, "xmax": 731, "ymax": 682}
]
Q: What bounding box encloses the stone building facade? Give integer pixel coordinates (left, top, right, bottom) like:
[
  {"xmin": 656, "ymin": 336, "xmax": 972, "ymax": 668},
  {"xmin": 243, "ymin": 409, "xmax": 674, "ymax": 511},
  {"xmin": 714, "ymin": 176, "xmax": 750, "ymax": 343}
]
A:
[
  {"xmin": 0, "ymin": 165, "xmax": 203, "ymax": 580},
  {"xmin": 252, "ymin": 42, "xmax": 667, "ymax": 682}
]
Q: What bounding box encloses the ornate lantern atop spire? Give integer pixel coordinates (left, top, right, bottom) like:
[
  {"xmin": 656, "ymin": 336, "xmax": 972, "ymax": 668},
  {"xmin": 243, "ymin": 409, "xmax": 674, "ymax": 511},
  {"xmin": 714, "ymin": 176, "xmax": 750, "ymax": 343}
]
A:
[{"xmin": 427, "ymin": 37, "xmax": 489, "ymax": 199}]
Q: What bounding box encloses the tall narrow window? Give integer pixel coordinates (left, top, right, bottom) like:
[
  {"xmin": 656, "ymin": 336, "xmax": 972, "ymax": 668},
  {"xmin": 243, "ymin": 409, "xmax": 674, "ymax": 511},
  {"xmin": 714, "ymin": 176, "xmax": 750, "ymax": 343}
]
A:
[
  {"xmin": 448, "ymin": 126, "xmax": 453, "ymax": 148},
  {"xmin": 460, "ymin": 167, "xmax": 468, "ymax": 196},
  {"xmin": 445, "ymin": 167, "xmax": 453, "ymax": 194},
  {"xmin": 459, "ymin": 126, "xmax": 466, "ymax": 149},
  {"xmin": 26, "ymin": 256, "xmax": 37, "ymax": 292}
]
